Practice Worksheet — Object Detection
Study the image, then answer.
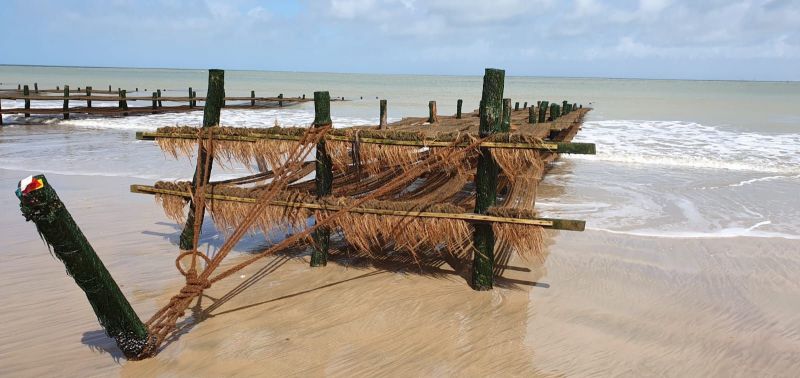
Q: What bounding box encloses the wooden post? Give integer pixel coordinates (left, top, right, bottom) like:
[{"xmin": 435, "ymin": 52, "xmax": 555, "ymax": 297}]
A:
[
  {"xmin": 538, "ymin": 100, "xmax": 549, "ymax": 123},
  {"xmin": 17, "ymin": 84, "xmax": 21, "ymax": 91},
  {"xmin": 501, "ymin": 98, "xmax": 511, "ymax": 131},
  {"xmin": 0, "ymin": 98, "xmax": 3, "ymax": 126},
  {"xmin": 63, "ymin": 85, "xmax": 69, "ymax": 120},
  {"xmin": 311, "ymin": 91, "xmax": 332, "ymax": 267},
  {"xmin": 34, "ymin": 82, "xmax": 39, "ymax": 94},
  {"xmin": 472, "ymin": 68, "xmax": 504, "ymax": 291},
  {"xmin": 562, "ymin": 100, "xmax": 568, "ymax": 114},
  {"xmin": 121, "ymin": 90, "xmax": 128, "ymax": 116},
  {"xmin": 524, "ymin": 101, "xmax": 528, "ymax": 109},
  {"xmin": 151, "ymin": 92, "xmax": 157, "ymax": 113},
  {"xmin": 16, "ymin": 174, "xmax": 148, "ymax": 359},
  {"xmin": 528, "ymin": 105, "xmax": 536, "ymax": 124},
  {"xmin": 302, "ymin": 94, "xmax": 306, "ymax": 99},
  {"xmin": 250, "ymin": 90, "xmax": 255, "ymax": 106},
  {"xmin": 379, "ymin": 99, "xmax": 387, "ymax": 129},
  {"xmin": 278, "ymin": 93, "xmax": 283, "ymax": 107},
  {"xmin": 514, "ymin": 101, "xmax": 519, "ymax": 111},
  {"xmin": 56, "ymin": 86, "xmax": 60, "ymax": 91},
  {"xmin": 23, "ymin": 85, "xmax": 30, "ymax": 117},
  {"xmin": 428, "ymin": 100, "xmax": 438, "ymax": 123},
  {"xmin": 456, "ymin": 99, "xmax": 463, "ymax": 119},
  {"xmin": 179, "ymin": 69, "xmax": 225, "ymax": 250},
  {"xmin": 86, "ymin": 86, "xmax": 92, "ymax": 108},
  {"xmin": 188, "ymin": 87, "xmax": 193, "ymax": 108},
  {"xmin": 108, "ymin": 85, "xmax": 112, "ymax": 92},
  {"xmin": 157, "ymin": 89, "xmax": 162, "ymax": 108},
  {"xmin": 193, "ymin": 91, "xmax": 197, "ymax": 107}
]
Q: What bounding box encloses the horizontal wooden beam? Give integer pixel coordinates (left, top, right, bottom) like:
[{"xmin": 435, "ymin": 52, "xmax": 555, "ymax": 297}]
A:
[
  {"xmin": 0, "ymin": 94, "xmax": 311, "ymax": 102},
  {"xmin": 135, "ymin": 131, "xmax": 596, "ymax": 154},
  {"xmin": 130, "ymin": 184, "xmax": 585, "ymax": 231}
]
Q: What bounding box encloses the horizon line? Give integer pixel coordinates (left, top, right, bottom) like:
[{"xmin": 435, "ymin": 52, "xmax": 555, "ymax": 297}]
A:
[{"xmin": 0, "ymin": 63, "xmax": 797, "ymax": 84}]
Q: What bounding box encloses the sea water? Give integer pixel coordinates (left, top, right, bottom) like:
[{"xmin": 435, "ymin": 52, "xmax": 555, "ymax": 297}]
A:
[{"xmin": 1, "ymin": 65, "xmax": 798, "ymax": 240}]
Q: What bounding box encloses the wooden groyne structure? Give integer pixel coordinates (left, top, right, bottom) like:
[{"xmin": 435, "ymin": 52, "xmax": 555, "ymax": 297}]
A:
[
  {"xmin": 17, "ymin": 68, "xmax": 594, "ymax": 360},
  {"xmin": 0, "ymin": 84, "xmax": 314, "ymax": 124}
]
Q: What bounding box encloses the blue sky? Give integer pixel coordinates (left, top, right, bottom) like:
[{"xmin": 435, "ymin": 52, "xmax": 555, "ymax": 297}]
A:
[{"xmin": 2, "ymin": 0, "xmax": 799, "ymax": 80}]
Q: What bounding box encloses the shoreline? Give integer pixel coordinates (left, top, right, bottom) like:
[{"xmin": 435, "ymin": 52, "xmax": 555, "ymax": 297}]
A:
[{"xmin": 2, "ymin": 168, "xmax": 799, "ymax": 375}]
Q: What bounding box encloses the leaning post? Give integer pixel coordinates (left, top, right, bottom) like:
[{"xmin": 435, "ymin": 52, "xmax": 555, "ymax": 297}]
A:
[
  {"xmin": 179, "ymin": 69, "xmax": 225, "ymax": 250},
  {"xmin": 472, "ymin": 68, "xmax": 505, "ymax": 291},
  {"xmin": 16, "ymin": 174, "xmax": 149, "ymax": 358},
  {"xmin": 23, "ymin": 85, "xmax": 31, "ymax": 117},
  {"xmin": 310, "ymin": 91, "xmax": 332, "ymax": 267},
  {"xmin": 379, "ymin": 99, "xmax": 387, "ymax": 129},
  {"xmin": 428, "ymin": 100, "xmax": 438, "ymax": 123},
  {"xmin": 63, "ymin": 85, "xmax": 70, "ymax": 120}
]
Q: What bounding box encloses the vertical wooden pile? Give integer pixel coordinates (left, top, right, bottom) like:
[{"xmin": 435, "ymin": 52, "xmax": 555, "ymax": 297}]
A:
[
  {"xmin": 471, "ymin": 68, "xmax": 505, "ymax": 291},
  {"xmin": 179, "ymin": 69, "xmax": 225, "ymax": 250},
  {"xmin": 311, "ymin": 91, "xmax": 332, "ymax": 267}
]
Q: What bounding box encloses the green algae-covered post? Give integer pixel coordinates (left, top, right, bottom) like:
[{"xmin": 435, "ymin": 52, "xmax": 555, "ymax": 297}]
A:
[
  {"xmin": 63, "ymin": 85, "xmax": 70, "ymax": 120},
  {"xmin": 179, "ymin": 69, "xmax": 225, "ymax": 251},
  {"xmin": 311, "ymin": 91, "xmax": 332, "ymax": 267},
  {"xmin": 456, "ymin": 99, "xmax": 463, "ymax": 119},
  {"xmin": 514, "ymin": 101, "xmax": 520, "ymax": 111},
  {"xmin": 472, "ymin": 68, "xmax": 504, "ymax": 291},
  {"xmin": 122, "ymin": 90, "xmax": 129, "ymax": 116},
  {"xmin": 16, "ymin": 174, "xmax": 148, "ymax": 358},
  {"xmin": 428, "ymin": 100, "xmax": 438, "ymax": 123},
  {"xmin": 538, "ymin": 100, "xmax": 549, "ymax": 123},
  {"xmin": 379, "ymin": 99, "xmax": 387, "ymax": 129},
  {"xmin": 528, "ymin": 105, "xmax": 536, "ymax": 124},
  {"xmin": 562, "ymin": 100, "xmax": 569, "ymax": 114},
  {"xmin": 501, "ymin": 98, "xmax": 512, "ymax": 131},
  {"xmin": 23, "ymin": 85, "xmax": 30, "ymax": 117}
]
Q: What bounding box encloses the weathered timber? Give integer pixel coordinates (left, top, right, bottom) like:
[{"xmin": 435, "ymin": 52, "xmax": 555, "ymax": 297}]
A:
[
  {"xmin": 250, "ymin": 90, "xmax": 255, "ymax": 106},
  {"xmin": 278, "ymin": 93, "xmax": 283, "ymax": 107},
  {"xmin": 179, "ymin": 69, "xmax": 224, "ymax": 251},
  {"xmin": 136, "ymin": 131, "xmax": 596, "ymax": 154},
  {"xmin": 524, "ymin": 101, "xmax": 528, "ymax": 109},
  {"xmin": 86, "ymin": 86, "xmax": 92, "ymax": 108},
  {"xmin": 189, "ymin": 87, "xmax": 194, "ymax": 108},
  {"xmin": 538, "ymin": 101, "xmax": 548, "ymax": 123},
  {"xmin": 63, "ymin": 86, "xmax": 70, "ymax": 120},
  {"xmin": 428, "ymin": 100, "xmax": 438, "ymax": 123},
  {"xmin": 501, "ymin": 98, "xmax": 511, "ymax": 131},
  {"xmin": 18, "ymin": 175, "xmax": 148, "ymax": 359},
  {"xmin": 157, "ymin": 89, "xmax": 162, "ymax": 108},
  {"xmin": 473, "ymin": 68, "xmax": 504, "ymax": 291},
  {"xmin": 528, "ymin": 106, "xmax": 536, "ymax": 124},
  {"xmin": 121, "ymin": 90, "xmax": 128, "ymax": 116},
  {"xmin": 379, "ymin": 99, "xmax": 387, "ymax": 129},
  {"xmin": 311, "ymin": 91, "xmax": 333, "ymax": 267},
  {"xmin": 151, "ymin": 92, "xmax": 157, "ymax": 113},
  {"xmin": 456, "ymin": 99, "xmax": 463, "ymax": 119},
  {"xmin": 34, "ymin": 83, "xmax": 38, "ymax": 94},
  {"xmin": 515, "ymin": 101, "xmax": 520, "ymax": 111},
  {"xmin": 130, "ymin": 185, "xmax": 585, "ymax": 231},
  {"xmin": 23, "ymin": 85, "xmax": 31, "ymax": 117}
]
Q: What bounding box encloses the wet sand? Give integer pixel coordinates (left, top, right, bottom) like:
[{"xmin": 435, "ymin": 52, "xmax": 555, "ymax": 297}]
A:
[{"xmin": 1, "ymin": 168, "xmax": 799, "ymax": 377}]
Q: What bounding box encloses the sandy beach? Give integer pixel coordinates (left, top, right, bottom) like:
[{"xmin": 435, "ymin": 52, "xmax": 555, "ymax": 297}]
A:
[{"xmin": 2, "ymin": 168, "xmax": 798, "ymax": 377}]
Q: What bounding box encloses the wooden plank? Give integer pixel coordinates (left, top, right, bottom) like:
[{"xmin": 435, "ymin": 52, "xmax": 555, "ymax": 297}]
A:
[
  {"xmin": 135, "ymin": 131, "xmax": 596, "ymax": 154},
  {"xmin": 129, "ymin": 184, "xmax": 585, "ymax": 231}
]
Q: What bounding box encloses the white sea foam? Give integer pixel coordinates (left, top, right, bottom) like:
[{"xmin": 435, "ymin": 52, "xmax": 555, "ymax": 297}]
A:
[
  {"xmin": 588, "ymin": 220, "xmax": 800, "ymax": 240},
  {"xmin": 699, "ymin": 174, "xmax": 800, "ymax": 190},
  {"xmin": 571, "ymin": 120, "xmax": 800, "ymax": 174}
]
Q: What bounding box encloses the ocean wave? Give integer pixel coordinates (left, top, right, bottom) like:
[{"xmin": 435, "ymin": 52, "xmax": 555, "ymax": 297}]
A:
[{"xmin": 571, "ymin": 120, "xmax": 800, "ymax": 174}]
